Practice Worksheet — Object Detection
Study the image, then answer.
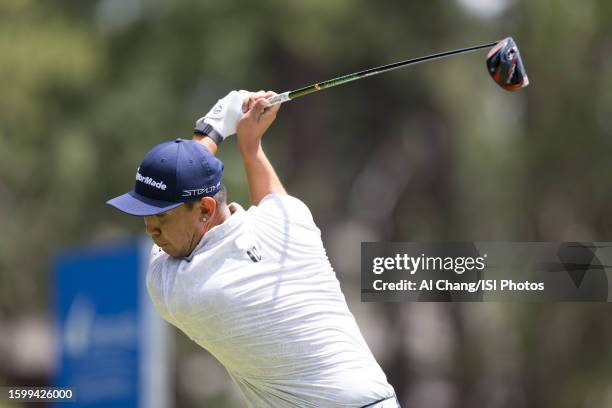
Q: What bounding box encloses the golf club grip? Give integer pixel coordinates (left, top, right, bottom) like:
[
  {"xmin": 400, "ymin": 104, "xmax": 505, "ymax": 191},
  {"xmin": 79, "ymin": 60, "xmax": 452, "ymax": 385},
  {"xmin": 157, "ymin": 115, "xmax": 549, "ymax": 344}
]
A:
[{"xmin": 266, "ymin": 92, "xmax": 291, "ymax": 107}]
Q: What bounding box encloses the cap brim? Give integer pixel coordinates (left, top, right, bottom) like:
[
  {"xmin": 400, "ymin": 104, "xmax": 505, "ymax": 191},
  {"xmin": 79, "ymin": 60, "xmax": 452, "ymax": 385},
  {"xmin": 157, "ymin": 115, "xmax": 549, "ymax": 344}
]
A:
[{"xmin": 106, "ymin": 190, "xmax": 184, "ymax": 216}]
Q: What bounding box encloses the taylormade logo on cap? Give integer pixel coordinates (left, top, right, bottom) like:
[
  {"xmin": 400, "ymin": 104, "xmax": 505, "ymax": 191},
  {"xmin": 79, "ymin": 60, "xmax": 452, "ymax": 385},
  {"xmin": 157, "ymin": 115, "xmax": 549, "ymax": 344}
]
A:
[
  {"xmin": 136, "ymin": 169, "xmax": 167, "ymax": 191},
  {"xmin": 106, "ymin": 140, "xmax": 224, "ymax": 216}
]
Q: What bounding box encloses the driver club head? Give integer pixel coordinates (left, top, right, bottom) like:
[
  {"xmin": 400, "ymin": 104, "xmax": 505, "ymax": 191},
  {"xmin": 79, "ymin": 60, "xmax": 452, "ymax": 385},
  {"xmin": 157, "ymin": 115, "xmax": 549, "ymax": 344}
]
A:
[{"xmin": 486, "ymin": 37, "xmax": 529, "ymax": 91}]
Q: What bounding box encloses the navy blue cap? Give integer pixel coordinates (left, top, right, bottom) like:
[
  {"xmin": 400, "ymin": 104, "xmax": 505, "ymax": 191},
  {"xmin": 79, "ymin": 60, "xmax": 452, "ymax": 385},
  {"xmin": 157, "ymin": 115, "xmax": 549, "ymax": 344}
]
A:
[{"xmin": 106, "ymin": 138, "xmax": 224, "ymax": 216}]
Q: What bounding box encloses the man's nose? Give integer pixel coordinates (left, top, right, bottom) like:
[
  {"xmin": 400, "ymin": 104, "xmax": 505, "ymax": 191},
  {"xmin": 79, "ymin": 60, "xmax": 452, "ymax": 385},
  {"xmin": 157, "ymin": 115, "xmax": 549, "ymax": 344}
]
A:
[{"xmin": 144, "ymin": 217, "xmax": 161, "ymax": 237}]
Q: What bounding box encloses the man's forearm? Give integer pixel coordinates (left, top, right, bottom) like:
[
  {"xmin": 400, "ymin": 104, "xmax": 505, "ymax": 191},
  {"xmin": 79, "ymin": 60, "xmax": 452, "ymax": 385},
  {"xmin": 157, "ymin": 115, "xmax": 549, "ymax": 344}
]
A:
[
  {"xmin": 192, "ymin": 133, "xmax": 286, "ymax": 205},
  {"xmin": 239, "ymin": 143, "xmax": 286, "ymax": 205},
  {"xmin": 192, "ymin": 134, "xmax": 218, "ymax": 155}
]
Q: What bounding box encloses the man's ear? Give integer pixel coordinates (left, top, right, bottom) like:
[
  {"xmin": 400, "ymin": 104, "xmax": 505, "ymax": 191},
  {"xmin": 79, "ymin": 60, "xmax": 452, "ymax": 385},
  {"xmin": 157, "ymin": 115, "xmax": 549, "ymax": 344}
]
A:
[{"xmin": 199, "ymin": 196, "xmax": 217, "ymax": 218}]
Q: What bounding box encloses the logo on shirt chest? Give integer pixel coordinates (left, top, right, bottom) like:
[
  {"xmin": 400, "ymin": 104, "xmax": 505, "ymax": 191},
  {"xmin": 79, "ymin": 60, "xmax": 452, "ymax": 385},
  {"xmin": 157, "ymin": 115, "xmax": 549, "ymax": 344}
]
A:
[{"xmin": 246, "ymin": 246, "xmax": 262, "ymax": 263}]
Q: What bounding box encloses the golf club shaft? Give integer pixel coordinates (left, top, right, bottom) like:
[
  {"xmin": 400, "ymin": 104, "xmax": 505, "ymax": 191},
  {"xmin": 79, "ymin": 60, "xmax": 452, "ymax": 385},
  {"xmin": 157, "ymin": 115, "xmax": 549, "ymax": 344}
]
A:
[{"xmin": 266, "ymin": 41, "xmax": 498, "ymax": 106}]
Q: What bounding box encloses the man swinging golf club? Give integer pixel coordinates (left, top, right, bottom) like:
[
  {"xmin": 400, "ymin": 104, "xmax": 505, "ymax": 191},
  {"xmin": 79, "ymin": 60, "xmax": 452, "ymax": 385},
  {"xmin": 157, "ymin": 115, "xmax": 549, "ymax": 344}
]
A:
[{"xmin": 107, "ymin": 90, "xmax": 400, "ymax": 407}]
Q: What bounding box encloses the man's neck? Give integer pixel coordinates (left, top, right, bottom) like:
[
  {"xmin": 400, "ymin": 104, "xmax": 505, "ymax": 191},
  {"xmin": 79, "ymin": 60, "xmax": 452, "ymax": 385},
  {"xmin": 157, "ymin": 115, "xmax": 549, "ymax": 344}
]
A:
[
  {"xmin": 186, "ymin": 204, "xmax": 232, "ymax": 257},
  {"xmin": 214, "ymin": 203, "xmax": 231, "ymax": 225}
]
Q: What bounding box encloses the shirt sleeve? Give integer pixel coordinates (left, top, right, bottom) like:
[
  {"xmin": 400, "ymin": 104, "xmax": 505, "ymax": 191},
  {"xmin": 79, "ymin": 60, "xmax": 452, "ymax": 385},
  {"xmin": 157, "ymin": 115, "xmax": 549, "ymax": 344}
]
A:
[
  {"xmin": 246, "ymin": 194, "xmax": 323, "ymax": 251},
  {"xmin": 250, "ymin": 194, "xmax": 316, "ymax": 227}
]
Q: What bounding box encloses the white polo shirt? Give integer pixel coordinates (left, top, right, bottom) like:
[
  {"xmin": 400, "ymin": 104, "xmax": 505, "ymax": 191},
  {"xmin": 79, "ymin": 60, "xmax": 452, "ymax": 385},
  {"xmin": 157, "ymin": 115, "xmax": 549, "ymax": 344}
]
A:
[{"xmin": 146, "ymin": 194, "xmax": 395, "ymax": 407}]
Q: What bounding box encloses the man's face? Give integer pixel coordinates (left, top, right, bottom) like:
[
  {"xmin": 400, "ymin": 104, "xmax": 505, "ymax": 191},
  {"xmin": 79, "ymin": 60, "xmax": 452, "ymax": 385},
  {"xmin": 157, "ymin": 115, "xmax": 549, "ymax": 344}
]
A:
[{"xmin": 144, "ymin": 204, "xmax": 201, "ymax": 258}]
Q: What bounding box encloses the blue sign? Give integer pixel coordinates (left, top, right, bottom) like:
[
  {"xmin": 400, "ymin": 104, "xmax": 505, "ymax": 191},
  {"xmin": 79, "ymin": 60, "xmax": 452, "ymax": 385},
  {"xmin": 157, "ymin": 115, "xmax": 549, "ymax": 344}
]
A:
[{"xmin": 53, "ymin": 238, "xmax": 170, "ymax": 408}]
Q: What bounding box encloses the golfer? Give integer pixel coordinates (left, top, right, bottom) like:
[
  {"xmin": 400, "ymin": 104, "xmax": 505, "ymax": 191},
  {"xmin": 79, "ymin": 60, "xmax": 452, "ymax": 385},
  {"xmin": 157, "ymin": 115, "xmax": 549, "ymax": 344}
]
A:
[{"xmin": 107, "ymin": 90, "xmax": 399, "ymax": 407}]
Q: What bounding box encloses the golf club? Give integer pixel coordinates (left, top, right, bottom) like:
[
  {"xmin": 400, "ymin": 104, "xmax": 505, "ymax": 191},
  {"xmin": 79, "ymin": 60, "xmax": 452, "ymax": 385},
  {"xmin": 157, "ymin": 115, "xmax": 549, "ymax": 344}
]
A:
[{"xmin": 266, "ymin": 36, "xmax": 529, "ymax": 107}]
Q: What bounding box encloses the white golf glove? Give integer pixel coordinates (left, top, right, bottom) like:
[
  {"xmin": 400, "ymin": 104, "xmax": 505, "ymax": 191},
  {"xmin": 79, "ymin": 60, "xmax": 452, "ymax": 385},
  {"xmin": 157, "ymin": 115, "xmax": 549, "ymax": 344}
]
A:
[{"xmin": 194, "ymin": 90, "xmax": 251, "ymax": 145}]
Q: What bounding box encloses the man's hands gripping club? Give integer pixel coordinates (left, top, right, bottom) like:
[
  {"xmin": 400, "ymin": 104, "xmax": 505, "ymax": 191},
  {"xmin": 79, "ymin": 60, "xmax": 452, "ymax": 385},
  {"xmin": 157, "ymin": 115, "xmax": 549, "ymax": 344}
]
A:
[
  {"xmin": 194, "ymin": 90, "xmax": 280, "ymax": 149},
  {"xmin": 236, "ymin": 91, "xmax": 281, "ymax": 154},
  {"xmin": 193, "ymin": 90, "xmax": 285, "ymax": 205}
]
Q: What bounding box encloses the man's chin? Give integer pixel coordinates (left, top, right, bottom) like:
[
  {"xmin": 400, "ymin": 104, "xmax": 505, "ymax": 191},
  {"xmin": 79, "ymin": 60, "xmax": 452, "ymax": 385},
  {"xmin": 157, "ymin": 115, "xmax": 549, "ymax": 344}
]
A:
[
  {"xmin": 160, "ymin": 246, "xmax": 180, "ymax": 258},
  {"xmin": 166, "ymin": 248, "xmax": 190, "ymax": 259}
]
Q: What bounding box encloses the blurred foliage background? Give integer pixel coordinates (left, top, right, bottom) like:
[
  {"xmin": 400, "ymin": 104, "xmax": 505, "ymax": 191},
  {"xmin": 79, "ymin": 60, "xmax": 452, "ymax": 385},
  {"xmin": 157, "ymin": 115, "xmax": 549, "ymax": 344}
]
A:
[{"xmin": 2, "ymin": 0, "xmax": 612, "ymax": 407}]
